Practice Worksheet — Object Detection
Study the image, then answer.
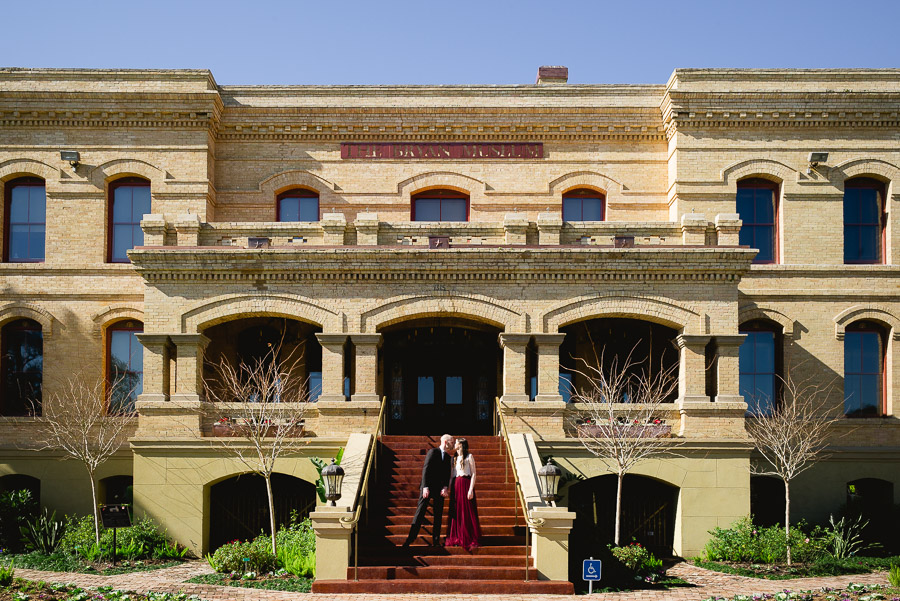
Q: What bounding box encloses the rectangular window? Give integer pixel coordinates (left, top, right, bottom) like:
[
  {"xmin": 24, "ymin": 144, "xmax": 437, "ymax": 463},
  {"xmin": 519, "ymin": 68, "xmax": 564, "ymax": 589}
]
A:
[
  {"xmin": 563, "ymin": 196, "xmax": 604, "ymax": 221},
  {"xmin": 110, "ymin": 183, "xmax": 151, "ymax": 263},
  {"xmin": 417, "ymin": 376, "xmax": 435, "ymax": 404},
  {"xmin": 739, "ymin": 330, "xmax": 776, "ymax": 415},
  {"xmin": 278, "ymin": 196, "xmax": 319, "ymax": 222},
  {"xmin": 844, "ymin": 187, "xmax": 882, "ymax": 264},
  {"xmin": 446, "ymin": 376, "xmax": 463, "ymax": 404},
  {"xmin": 736, "ymin": 182, "xmax": 777, "ymax": 264},
  {"xmin": 109, "ymin": 327, "xmax": 143, "ymax": 412},
  {"xmin": 412, "ymin": 197, "xmax": 468, "ymax": 222},
  {"xmin": 844, "ymin": 330, "xmax": 882, "ymax": 416},
  {"xmin": 7, "ymin": 182, "xmax": 46, "ymax": 262}
]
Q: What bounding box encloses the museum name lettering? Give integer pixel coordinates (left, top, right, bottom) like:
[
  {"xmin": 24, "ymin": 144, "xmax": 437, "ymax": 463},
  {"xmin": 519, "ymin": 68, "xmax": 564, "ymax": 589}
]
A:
[{"xmin": 341, "ymin": 143, "xmax": 543, "ymax": 160}]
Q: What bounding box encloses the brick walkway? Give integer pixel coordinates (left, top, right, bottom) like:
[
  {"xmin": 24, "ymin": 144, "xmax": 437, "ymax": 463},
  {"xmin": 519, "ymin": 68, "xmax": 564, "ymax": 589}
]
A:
[{"xmin": 13, "ymin": 561, "xmax": 891, "ymax": 601}]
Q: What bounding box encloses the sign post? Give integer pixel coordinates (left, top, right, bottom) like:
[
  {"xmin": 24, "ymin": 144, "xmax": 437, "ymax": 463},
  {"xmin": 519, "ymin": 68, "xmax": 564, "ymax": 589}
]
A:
[
  {"xmin": 99, "ymin": 504, "xmax": 132, "ymax": 565},
  {"xmin": 583, "ymin": 557, "xmax": 602, "ymax": 594}
]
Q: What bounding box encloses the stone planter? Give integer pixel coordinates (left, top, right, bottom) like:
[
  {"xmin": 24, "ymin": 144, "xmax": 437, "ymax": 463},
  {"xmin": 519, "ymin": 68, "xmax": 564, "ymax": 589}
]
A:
[{"xmin": 576, "ymin": 423, "xmax": 671, "ymax": 438}]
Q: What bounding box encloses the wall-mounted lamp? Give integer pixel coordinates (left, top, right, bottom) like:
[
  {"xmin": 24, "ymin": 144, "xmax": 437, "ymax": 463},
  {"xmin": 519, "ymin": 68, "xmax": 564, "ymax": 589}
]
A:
[
  {"xmin": 807, "ymin": 152, "xmax": 828, "ymax": 175},
  {"xmin": 60, "ymin": 150, "xmax": 80, "ymax": 171}
]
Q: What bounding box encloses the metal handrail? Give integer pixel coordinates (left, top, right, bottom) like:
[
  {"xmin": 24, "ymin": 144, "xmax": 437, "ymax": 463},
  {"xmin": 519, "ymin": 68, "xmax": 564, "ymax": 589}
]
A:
[
  {"xmin": 495, "ymin": 397, "xmax": 545, "ymax": 582},
  {"xmin": 340, "ymin": 396, "xmax": 388, "ymax": 581}
]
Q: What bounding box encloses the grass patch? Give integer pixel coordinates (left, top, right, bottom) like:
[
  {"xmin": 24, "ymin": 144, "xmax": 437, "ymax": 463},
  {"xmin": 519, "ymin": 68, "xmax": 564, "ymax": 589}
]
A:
[
  {"xmin": 693, "ymin": 556, "xmax": 900, "ymax": 580},
  {"xmin": 5, "ymin": 552, "xmax": 183, "ymax": 575},
  {"xmin": 184, "ymin": 572, "xmax": 312, "ymax": 593}
]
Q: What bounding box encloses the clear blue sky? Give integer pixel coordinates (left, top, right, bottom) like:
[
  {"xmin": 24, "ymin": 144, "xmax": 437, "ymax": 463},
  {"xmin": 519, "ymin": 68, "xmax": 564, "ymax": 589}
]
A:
[{"xmin": 2, "ymin": 0, "xmax": 898, "ymax": 85}]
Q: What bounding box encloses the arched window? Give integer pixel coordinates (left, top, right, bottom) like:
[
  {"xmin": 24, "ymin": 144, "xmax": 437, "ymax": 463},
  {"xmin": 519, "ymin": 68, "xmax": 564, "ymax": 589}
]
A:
[
  {"xmin": 109, "ymin": 178, "xmax": 151, "ymax": 263},
  {"xmin": 107, "ymin": 320, "xmax": 143, "ymax": 413},
  {"xmin": 736, "ymin": 178, "xmax": 778, "ymax": 264},
  {"xmin": 277, "ymin": 189, "xmax": 319, "ymax": 222},
  {"xmin": 411, "ymin": 189, "xmax": 468, "ymax": 222},
  {"xmin": 844, "ymin": 321, "xmax": 886, "ymax": 416},
  {"xmin": 4, "ymin": 177, "xmax": 46, "ymax": 262},
  {"xmin": 562, "ymin": 188, "xmax": 605, "ymax": 222},
  {"xmin": 739, "ymin": 320, "xmax": 781, "ymax": 416},
  {"xmin": 844, "ymin": 178, "xmax": 886, "ymax": 264},
  {"xmin": 0, "ymin": 319, "xmax": 42, "ymax": 416}
]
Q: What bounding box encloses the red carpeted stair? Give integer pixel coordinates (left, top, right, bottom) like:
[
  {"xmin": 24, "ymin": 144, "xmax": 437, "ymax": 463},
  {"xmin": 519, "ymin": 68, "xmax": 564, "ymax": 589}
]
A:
[{"xmin": 312, "ymin": 435, "xmax": 574, "ymax": 594}]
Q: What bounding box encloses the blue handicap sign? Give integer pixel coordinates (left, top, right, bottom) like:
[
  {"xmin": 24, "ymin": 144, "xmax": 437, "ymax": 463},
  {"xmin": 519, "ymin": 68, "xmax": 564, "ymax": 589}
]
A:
[{"xmin": 583, "ymin": 559, "xmax": 602, "ymax": 581}]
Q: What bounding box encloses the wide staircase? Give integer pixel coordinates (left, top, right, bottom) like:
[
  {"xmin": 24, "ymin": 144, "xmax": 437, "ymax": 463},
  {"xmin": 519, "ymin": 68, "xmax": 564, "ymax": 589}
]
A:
[{"xmin": 312, "ymin": 435, "xmax": 574, "ymax": 594}]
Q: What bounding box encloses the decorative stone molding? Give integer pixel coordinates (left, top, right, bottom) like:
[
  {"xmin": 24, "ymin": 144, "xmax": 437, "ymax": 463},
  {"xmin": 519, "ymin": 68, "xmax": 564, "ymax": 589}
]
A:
[
  {"xmin": 738, "ymin": 305, "xmax": 797, "ymax": 339},
  {"xmin": 91, "ymin": 304, "xmax": 145, "ymax": 333},
  {"xmin": 89, "ymin": 159, "xmax": 167, "ymax": 193},
  {"xmin": 181, "ymin": 292, "xmax": 343, "ymax": 333},
  {"xmin": 542, "ymin": 293, "xmax": 701, "ymax": 333},
  {"xmin": 834, "ymin": 305, "xmax": 900, "ymax": 340},
  {"xmin": 0, "ymin": 302, "xmax": 59, "ymax": 336},
  {"xmin": 0, "ymin": 158, "xmax": 59, "ymax": 183},
  {"xmin": 721, "ymin": 159, "xmax": 796, "ymax": 186},
  {"xmin": 360, "ymin": 293, "xmax": 526, "ymax": 333},
  {"xmin": 829, "ymin": 158, "xmax": 900, "ymax": 186}
]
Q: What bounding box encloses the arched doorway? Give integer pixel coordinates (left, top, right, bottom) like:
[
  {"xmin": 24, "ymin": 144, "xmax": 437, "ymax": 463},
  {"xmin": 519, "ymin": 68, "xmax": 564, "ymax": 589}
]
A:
[
  {"xmin": 569, "ymin": 474, "xmax": 678, "ymax": 557},
  {"xmin": 208, "ymin": 473, "xmax": 316, "ymax": 551},
  {"xmin": 380, "ymin": 318, "xmax": 501, "ymax": 435},
  {"xmin": 750, "ymin": 475, "xmax": 785, "ymax": 527}
]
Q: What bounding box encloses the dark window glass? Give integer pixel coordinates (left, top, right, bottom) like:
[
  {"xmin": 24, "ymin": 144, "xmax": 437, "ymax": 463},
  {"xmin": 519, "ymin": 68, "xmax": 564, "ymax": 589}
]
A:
[
  {"xmin": 844, "ymin": 325, "xmax": 883, "ymax": 416},
  {"xmin": 739, "ymin": 329, "xmax": 776, "ymax": 416},
  {"xmin": 412, "ymin": 192, "xmax": 468, "ymax": 222},
  {"xmin": 446, "ymin": 376, "xmax": 463, "ymax": 405},
  {"xmin": 563, "ymin": 190, "xmax": 605, "ymax": 221},
  {"xmin": 736, "ymin": 180, "xmax": 777, "ymax": 263},
  {"xmin": 278, "ymin": 193, "xmax": 319, "ymax": 222},
  {"xmin": 417, "ymin": 376, "xmax": 434, "ymax": 404},
  {"xmin": 110, "ymin": 181, "xmax": 151, "ymax": 263},
  {"xmin": 108, "ymin": 323, "xmax": 143, "ymax": 413},
  {"xmin": 844, "ymin": 180, "xmax": 883, "ymax": 264},
  {"xmin": 1, "ymin": 319, "xmax": 42, "ymax": 416},
  {"xmin": 5, "ymin": 180, "xmax": 45, "ymax": 262}
]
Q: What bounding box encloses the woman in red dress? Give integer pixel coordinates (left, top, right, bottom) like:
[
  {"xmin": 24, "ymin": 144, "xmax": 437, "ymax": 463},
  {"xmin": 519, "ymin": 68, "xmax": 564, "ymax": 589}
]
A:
[{"xmin": 445, "ymin": 437, "xmax": 482, "ymax": 550}]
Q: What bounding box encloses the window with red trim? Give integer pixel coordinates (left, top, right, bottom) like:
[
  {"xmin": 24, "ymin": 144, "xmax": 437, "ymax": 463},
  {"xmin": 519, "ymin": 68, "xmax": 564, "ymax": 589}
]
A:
[
  {"xmin": 739, "ymin": 321, "xmax": 782, "ymax": 416},
  {"xmin": 108, "ymin": 321, "xmax": 143, "ymax": 413},
  {"xmin": 562, "ymin": 188, "xmax": 605, "ymax": 221},
  {"xmin": 736, "ymin": 178, "xmax": 778, "ymax": 264},
  {"xmin": 412, "ymin": 190, "xmax": 468, "ymax": 222},
  {"xmin": 4, "ymin": 178, "xmax": 46, "ymax": 262},
  {"xmin": 277, "ymin": 189, "xmax": 320, "ymax": 222},
  {"xmin": 844, "ymin": 321, "xmax": 885, "ymax": 417},
  {"xmin": 109, "ymin": 178, "xmax": 151, "ymax": 263},
  {"xmin": 1, "ymin": 319, "xmax": 42, "ymax": 416},
  {"xmin": 844, "ymin": 178, "xmax": 886, "ymax": 264}
]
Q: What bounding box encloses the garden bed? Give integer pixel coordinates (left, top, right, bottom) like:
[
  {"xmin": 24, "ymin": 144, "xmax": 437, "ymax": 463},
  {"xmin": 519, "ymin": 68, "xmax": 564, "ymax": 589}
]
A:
[
  {"xmin": 185, "ymin": 572, "xmax": 312, "ymax": 593},
  {"xmin": 694, "ymin": 557, "xmax": 900, "ymax": 580},
  {"xmin": 700, "ymin": 583, "xmax": 899, "ymax": 601},
  {"xmin": 4, "ymin": 552, "xmax": 184, "ymax": 575},
  {"xmin": 0, "ymin": 580, "xmax": 201, "ymax": 601}
]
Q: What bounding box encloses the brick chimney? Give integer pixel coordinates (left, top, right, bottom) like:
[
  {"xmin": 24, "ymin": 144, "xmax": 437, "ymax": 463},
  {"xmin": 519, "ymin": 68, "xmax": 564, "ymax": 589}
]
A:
[{"xmin": 536, "ymin": 65, "xmax": 568, "ymax": 85}]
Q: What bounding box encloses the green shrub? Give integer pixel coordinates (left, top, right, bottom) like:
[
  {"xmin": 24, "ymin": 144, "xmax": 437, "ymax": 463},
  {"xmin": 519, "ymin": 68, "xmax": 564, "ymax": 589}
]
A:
[
  {"xmin": 610, "ymin": 542, "xmax": 663, "ymax": 582},
  {"xmin": 278, "ymin": 546, "xmax": 315, "ymax": 578},
  {"xmin": 275, "ymin": 514, "xmax": 315, "ymax": 556},
  {"xmin": 704, "ymin": 516, "xmax": 827, "ymax": 564},
  {"xmin": 210, "ymin": 539, "xmax": 277, "ymax": 574},
  {"xmin": 888, "ymin": 564, "xmax": 900, "ymax": 588},
  {"xmin": 20, "ymin": 508, "xmax": 66, "ymax": 554},
  {"xmin": 827, "ymin": 514, "xmax": 878, "ymax": 559},
  {"xmin": 153, "ymin": 539, "xmax": 189, "ymax": 560},
  {"xmin": 59, "ymin": 514, "xmax": 181, "ymax": 561},
  {"xmin": 0, "ymin": 561, "xmax": 13, "ymax": 586},
  {"xmin": 0, "ymin": 489, "xmax": 37, "ymax": 552}
]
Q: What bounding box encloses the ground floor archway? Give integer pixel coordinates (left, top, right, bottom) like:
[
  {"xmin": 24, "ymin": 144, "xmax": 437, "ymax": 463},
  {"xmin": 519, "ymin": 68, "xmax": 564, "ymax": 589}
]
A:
[
  {"xmin": 208, "ymin": 473, "xmax": 316, "ymax": 551},
  {"xmin": 380, "ymin": 317, "xmax": 501, "ymax": 435}
]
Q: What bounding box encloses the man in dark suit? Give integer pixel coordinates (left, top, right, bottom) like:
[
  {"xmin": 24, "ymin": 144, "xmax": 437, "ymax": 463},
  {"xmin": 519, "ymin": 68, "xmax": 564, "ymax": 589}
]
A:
[{"xmin": 403, "ymin": 433, "xmax": 454, "ymax": 547}]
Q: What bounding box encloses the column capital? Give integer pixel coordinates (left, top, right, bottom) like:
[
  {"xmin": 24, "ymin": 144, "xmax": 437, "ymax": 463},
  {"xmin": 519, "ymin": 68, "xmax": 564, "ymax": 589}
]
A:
[
  {"xmin": 316, "ymin": 333, "xmax": 349, "ymax": 347},
  {"xmin": 674, "ymin": 334, "xmax": 711, "ymax": 350},
  {"xmin": 713, "ymin": 334, "xmax": 747, "ymax": 348},
  {"xmin": 348, "ymin": 333, "xmax": 383, "ymax": 347},
  {"xmin": 532, "ymin": 333, "xmax": 566, "ymax": 346},
  {"xmin": 499, "ymin": 333, "xmax": 531, "ymax": 349},
  {"xmin": 168, "ymin": 333, "xmax": 211, "ymax": 350},
  {"xmin": 135, "ymin": 334, "xmax": 171, "ymax": 348}
]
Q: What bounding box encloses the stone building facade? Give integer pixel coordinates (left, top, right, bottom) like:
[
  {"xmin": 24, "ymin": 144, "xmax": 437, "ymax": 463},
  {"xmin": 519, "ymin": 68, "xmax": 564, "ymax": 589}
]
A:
[{"xmin": 1, "ymin": 67, "xmax": 898, "ymax": 569}]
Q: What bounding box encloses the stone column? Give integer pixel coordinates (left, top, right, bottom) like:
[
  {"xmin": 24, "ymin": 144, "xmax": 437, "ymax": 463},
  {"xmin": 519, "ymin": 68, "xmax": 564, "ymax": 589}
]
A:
[
  {"xmin": 322, "ymin": 213, "xmax": 347, "ymax": 245},
  {"xmin": 530, "ymin": 506, "xmax": 576, "ymax": 582},
  {"xmin": 310, "ymin": 506, "xmax": 353, "ymax": 580},
  {"xmin": 135, "ymin": 334, "xmax": 170, "ymax": 403},
  {"xmin": 350, "ymin": 333, "xmax": 382, "ymax": 403},
  {"xmin": 533, "ymin": 333, "xmax": 566, "ymax": 402},
  {"xmin": 499, "ymin": 333, "xmax": 531, "ymax": 403},
  {"xmin": 714, "ymin": 213, "xmax": 742, "ymax": 246},
  {"xmin": 174, "ymin": 214, "xmax": 201, "ymax": 246},
  {"xmin": 354, "ymin": 212, "xmax": 379, "ymax": 246},
  {"xmin": 504, "ymin": 212, "xmax": 528, "ymax": 245},
  {"xmin": 140, "ymin": 214, "xmax": 167, "ymax": 246},
  {"xmin": 713, "ymin": 335, "xmax": 747, "ymax": 405},
  {"xmin": 316, "ymin": 333, "xmax": 348, "ymax": 402},
  {"xmin": 681, "ymin": 213, "xmax": 707, "ymax": 245},
  {"xmin": 169, "ymin": 333, "xmax": 210, "ymax": 402},
  {"xmin": 675, "ymin": 334, "xmax": 711, "ymax": 404},
  {"xmin": 537, "ymin": 212, "xmax": 563, "ymax": 245}
]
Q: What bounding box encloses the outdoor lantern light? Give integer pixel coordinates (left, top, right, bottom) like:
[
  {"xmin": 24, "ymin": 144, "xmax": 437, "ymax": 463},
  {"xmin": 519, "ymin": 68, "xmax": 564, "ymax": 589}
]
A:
[
  {"xmin": 538, "ymin": 458, "xmax": 562, "ymax": 503},
  {"xmin": 321, "ymin": 458, "xmax": 344, "ymax": 506}
]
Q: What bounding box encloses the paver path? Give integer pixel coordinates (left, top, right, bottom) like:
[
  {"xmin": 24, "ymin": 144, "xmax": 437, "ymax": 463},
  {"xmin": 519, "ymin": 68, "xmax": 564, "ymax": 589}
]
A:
[{"xmin": 13, "ymin": 560, "xmax": 891, "ymax": 601}]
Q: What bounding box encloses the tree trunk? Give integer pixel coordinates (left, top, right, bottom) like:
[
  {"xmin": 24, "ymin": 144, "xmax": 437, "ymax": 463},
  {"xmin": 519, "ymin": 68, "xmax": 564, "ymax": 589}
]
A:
[
  {"xmin": 614, "ymin": 472, "xmax": 624, "ymax": 546},
  {"xmin": 784, "ymin": 479, "xmax": 791, "ymax": 565},
  {"xmin": 88, "ymin": 468, "xmax": 100, "ymax": 544},
  {"xmin": 265, "ymin": 473, "xmax": 277, "ymax": 556}
]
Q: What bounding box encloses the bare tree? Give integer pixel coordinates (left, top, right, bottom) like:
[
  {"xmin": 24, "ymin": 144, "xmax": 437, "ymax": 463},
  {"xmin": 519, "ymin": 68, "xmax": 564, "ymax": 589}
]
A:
[
  {"xmin": 32, "ymin": 373, "xmax": 136, "ymax": 544},
  {"xmin": 203, "ymin": 339, "xmax": 311, "ymax": 556},
  {"xmin": 745, "ymin": 372, "xmax": 840, "ymax": 564},
  {"xmin": 570, "ymin": 348, "xmax": 679, "ymax": 546}
]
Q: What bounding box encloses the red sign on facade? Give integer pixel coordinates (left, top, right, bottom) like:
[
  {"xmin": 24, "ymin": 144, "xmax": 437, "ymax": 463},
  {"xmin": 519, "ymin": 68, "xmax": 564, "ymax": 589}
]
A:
[{"xmin": 341, "ymin": 142, "xmax": 543, "ymax": 160}]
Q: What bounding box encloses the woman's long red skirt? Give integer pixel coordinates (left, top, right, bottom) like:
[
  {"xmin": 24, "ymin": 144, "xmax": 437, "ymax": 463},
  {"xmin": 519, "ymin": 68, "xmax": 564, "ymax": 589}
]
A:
[{"xmin": 445, "ymin": 475, "xmax": 482, "ymax": 550}]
